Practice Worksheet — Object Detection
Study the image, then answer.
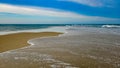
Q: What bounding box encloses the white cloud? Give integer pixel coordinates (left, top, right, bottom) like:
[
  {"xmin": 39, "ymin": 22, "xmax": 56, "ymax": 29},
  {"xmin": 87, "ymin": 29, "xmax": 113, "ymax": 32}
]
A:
[
  {"xmin": 58, "ymin": 0, "xmax": 115, "ymax": 7},
  {"xmin": 0, "ymin": 3, "xmax": 119, "ymax": 24},
  {"xmin": 0, "ymin": 3, "xmax": 81, "ymax": 18}
]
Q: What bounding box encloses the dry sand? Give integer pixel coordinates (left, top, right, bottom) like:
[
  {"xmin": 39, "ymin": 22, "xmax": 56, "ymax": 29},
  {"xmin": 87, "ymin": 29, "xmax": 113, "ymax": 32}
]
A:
[{"xmin": 0, "ymin": 32, "xmax": 62, "ymax": 52}]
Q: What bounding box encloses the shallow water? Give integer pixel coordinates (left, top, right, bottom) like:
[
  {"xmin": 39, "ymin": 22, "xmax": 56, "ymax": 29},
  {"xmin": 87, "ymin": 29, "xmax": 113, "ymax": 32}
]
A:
[{"xmin": 0, "ymin": 26, "xmax": 120, "ymax": 68}]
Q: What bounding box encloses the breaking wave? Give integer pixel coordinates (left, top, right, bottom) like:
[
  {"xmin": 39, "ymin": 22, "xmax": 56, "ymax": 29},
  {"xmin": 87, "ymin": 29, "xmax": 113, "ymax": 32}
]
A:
[{"xmin": 102, "ymin": 25, "xmax": 120, "ymax": 28}]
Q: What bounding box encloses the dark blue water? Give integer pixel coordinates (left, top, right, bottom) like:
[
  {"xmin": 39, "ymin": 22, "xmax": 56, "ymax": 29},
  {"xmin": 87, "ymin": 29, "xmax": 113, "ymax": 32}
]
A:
[
  {"xmin": 0, "ymin": 24, "xmax": 120, "ymax": 32},
  {"xmin": 0, "ymin": 24, "xmax": 66, "ymax": 31}
]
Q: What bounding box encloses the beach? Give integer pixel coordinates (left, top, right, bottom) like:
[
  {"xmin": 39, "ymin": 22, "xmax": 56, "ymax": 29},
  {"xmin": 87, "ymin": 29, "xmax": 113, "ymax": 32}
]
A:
[
  {"xmin": 0, "ymin": 32, "xmax": 62, "ymax": 52},
  {"xmin": 0, "ymin": 25, "xmax": 120, "ymax": 68}
]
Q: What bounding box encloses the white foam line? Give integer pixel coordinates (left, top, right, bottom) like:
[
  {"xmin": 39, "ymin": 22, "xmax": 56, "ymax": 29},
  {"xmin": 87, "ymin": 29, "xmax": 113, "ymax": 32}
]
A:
[
  {"xmin": 27, "ymin": 34, "xmax": 64, "ymax": 46},
  {"xmin": 27, "ymin": 26, "xmax": 68, "ymax": 46},
  {"xmin": 27, "ymin": 41, "xmax": 35, "ymax": 46}
]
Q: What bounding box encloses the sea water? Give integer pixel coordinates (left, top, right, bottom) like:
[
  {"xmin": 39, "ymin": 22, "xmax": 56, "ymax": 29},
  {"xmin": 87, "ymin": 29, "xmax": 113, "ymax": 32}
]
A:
[
  {"xmin": 0, "ymin": 24, "xmax": 67, "ymax": 35},
  {"xmin": 0, "ymin": 24, "xmax": 120, "ymax": 35}
]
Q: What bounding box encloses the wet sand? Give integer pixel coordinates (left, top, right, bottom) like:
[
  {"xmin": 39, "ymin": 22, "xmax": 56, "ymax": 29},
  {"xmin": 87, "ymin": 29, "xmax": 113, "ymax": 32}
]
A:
[{"xmin": 0, "ymin": 32, "xmax": 62, "ymax": 52}]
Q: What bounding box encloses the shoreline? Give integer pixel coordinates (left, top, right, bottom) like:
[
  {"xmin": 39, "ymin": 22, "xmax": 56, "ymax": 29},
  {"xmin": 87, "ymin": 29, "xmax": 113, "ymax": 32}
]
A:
[
  {"xmin": 0, "ymin": 32, "xmax": 62, "ymax": 53},
  {"xmin": 0, "ymin": 26, "xmax": 67, "ymax": 35},
  {"xmin": 0, "ymin": 28, "xmax": 120, "ymax": 68}
]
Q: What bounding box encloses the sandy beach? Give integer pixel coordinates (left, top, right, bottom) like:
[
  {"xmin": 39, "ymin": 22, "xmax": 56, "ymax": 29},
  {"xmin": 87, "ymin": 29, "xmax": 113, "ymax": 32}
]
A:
[
  {"xmin": 0, "ymin": 26, "xmax": 120, "ymax": 68},
  {"xmin": 0, "ymin": 32, "xmax": 62, "ymax": 52}
]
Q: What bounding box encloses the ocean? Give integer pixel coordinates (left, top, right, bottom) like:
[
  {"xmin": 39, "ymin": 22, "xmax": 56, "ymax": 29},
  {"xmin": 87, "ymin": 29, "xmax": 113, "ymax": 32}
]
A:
[
  {"xmin": 0, "ymin": 24, "xmax": 120, "ymax": 35},
  {"xmin": 0, "ymin": 24, "xmax": 66, "ymax": 32}
]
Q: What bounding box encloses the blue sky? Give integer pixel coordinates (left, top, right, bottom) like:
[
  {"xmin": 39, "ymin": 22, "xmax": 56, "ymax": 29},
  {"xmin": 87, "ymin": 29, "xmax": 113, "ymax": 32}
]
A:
[{"xmin": 0, "ymin": 0, "xmax": 120, "ymax": 24}]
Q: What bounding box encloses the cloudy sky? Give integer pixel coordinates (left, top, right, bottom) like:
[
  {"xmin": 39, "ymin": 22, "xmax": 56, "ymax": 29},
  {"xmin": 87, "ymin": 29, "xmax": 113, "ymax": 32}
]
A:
[{"xmin": 0, "ymin": 0, "xmax": 120, "ymax": 24}]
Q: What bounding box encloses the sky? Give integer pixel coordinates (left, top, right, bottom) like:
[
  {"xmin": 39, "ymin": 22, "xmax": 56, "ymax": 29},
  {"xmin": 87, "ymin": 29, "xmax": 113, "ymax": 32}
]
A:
[{"xmin": 0, "ymin": 0, "xmax": 120, "ymax": 24}]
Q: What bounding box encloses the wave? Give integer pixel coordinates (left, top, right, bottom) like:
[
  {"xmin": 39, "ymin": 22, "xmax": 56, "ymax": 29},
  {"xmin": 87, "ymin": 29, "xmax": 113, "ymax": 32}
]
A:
[{"xmin": 102, "ymin": 25, "xmax": 120, "ymax": 28}]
